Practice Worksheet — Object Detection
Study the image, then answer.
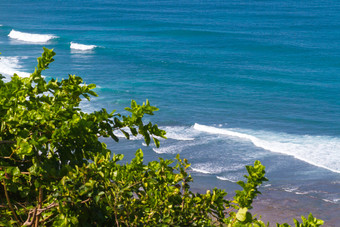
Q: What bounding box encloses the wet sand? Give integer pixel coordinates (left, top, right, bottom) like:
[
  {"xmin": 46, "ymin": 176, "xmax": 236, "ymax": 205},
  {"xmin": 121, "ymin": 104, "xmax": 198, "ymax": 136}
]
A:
[
  {"xmin": 251, "ymin": 189, "xmax": 339, "ymax": 226},
  {"xmin": 191, "ymin": 182, "xmax": 339, "ymax": 226}
]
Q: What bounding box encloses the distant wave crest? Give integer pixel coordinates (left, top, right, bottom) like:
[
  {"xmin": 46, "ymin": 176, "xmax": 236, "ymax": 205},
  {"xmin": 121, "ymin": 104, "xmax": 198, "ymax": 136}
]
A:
[
  {"xmin": 8, "ymin": 29, "xmax": 57, "ymax": 43},
  {"xmin": 193, "ymin": 123, "xmax": 340, "ymax": 174},
  {"xmin": 70, "ymin": 42, "xmax": 97, "ymax": 51}
]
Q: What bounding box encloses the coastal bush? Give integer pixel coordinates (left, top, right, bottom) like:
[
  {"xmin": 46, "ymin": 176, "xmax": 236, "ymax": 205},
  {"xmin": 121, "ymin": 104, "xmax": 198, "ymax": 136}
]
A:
[{"xmin": 0, "ymin": 48, "xmax": 324, "ymax": 226}]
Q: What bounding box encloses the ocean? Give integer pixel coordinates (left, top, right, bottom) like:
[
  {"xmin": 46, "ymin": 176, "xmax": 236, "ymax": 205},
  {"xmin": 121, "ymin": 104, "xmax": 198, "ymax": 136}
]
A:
[{"xmin": 1, "ymin": 0, "xmax": 339, "ymax": 224}]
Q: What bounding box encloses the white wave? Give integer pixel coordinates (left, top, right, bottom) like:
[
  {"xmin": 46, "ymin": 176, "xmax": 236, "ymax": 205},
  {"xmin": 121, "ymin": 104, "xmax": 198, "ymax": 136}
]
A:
[
  {"xmin": 282, "ymin": 186, "xmax": 309, "ymax": 195},
  {"xmin": 261, "ymin": 183, "xmax": 272, "ymax": 188},
  {"xmin": 0, "ymin": 56, "xmax": 31, "ymax": 79},
  {"xmin": 194, "ymin": 123, "xmax": 256, "ymax": 141},
  {"xmin": 191, "ymin": 167, "xmax": 211, "ymax": 174},
  {"xmin": 161, "ymin": 126, "xmax": 196, "ymax": 141},
  {"xmin": 216, "ymin": 176, "xmax": 238, "ymax": 183},
  {"xmin": 166, "ymin": 134, "xmax": 194, "ymax": 141},
  {"xmin": 153, "ymin": 144, "xmax": 183, "ymax": 154},
  {"xmin": 295, "ymin": 191, "xmax": 309, "ymax": 195},
  {"xmin": 194, "ymin": 123, "xmax": 340, "ymax": 174},
  {"xmin": 333, "ymin": 198, "xmax": 340, "ymax": 203},
  {"xmin": 8, "ymin": 29, "xmax": 57, "ymax": 43},
  {"xmin": 152, "ymin": 130, "xmax": 210, "ymax": 154},
  {"xmin": 282, "ymin": 186, "xmax": 299, "ymax": 193},
  {"xmin": 191, "ymin": 163, "xmax": 225, "ymax": 175},
  {"xmin": 322, "ymin": 198, "xmax": 340, "ymax": 204},
  {"xmin": 70, "ymin": 42, "xmax": 97, "ymax": 51}
]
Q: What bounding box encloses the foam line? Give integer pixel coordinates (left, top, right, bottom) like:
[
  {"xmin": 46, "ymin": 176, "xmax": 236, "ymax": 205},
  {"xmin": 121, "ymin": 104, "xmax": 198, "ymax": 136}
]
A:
[
  {"xmin": 190, "ymin": 163, "xmax": 225, "ymax": 175},
  {"xmin": 216, "ymin": 176, "xmax": 238, "ymax": 183},
  {"xmin": 194, "ymin": 123, "xmax": 340, "ymax": 174},
  {"xmin": 0, "ymin": 56, "xmax": 31, "ymax": 78},
  {"xmin": 160, "ymin": 126, "xmax": 195, "ymax": 141},
  {"xmin": 70, "ymin": 42, "xmax": 97, "ymax": 50},
  {"xmin": 191, "ymin": 167, "xmax": 211, "ymax": 174},
  {"xmin": 8, "ymin": 29, "xmax": 57, "ymax": 43}
]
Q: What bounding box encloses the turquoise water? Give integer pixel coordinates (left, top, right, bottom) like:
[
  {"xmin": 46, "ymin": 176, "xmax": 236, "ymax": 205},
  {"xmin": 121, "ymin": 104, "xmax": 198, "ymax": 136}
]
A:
[{"xmin": 1, "ymin": 0, "xmax": 340, "ymax": 224}]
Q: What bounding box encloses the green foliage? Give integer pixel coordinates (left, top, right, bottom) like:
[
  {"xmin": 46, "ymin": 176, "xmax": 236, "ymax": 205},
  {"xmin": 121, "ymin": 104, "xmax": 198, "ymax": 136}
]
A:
[
  {"xmin": 275, "ymin": 213, "xmax": 324, "ymax": 227},
  {"xmin": 0, "ymin": 48, "xmax": 324, "ymax": 226}
]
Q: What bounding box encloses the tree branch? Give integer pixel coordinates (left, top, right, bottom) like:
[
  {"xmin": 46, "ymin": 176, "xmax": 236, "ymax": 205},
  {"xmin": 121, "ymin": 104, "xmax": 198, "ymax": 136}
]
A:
[
  {"xmin": 23, "ymin": 207, "xmax": 37, "ymax": 226},
  {"xmin": 34, "ymin": 187, "xmax": 43, "ymax": 227},
  {"xmin": 23, "ymin": 202, "xmax": 59, "ymax": 226},
  {"xmin": 40, "ymin": 213, "xmax": 56, "ymax": 225},
  {"xmin": 80, "ymin": 197, "xmax": 91, "ymax": 204},
  {"xmin": 2, "ymin": 179, "xmax": 21, "ymax": 225}
]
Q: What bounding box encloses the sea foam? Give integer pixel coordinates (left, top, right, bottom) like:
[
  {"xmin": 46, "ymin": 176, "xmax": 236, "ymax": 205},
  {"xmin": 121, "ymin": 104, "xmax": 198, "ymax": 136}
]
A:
[
  {"xmin": 194, "ymin": 123, "xmax": 340, "ymax": 174},
  {"xmin": 152, "ymin": 143, "xmax": 192, "ymax": 154},
  {"xmin": 0, "ymin": 56, "xmax": 31, "ymax": 79},
  {"xmin": 161, "ymin": 126, "xmax": 196, "ymax": 141},
  {"xmin": 8, "ymin": 29, "xmax": 57, "ymax": 43},
  {"xmin": 216, "ymin": 176, "xmax": 238, "ymax": 183},
  {"xmin": 191, "ymin": 163, "xmax": 225, "ymax": 174},
  {"xmin": 70, "ymin": 42, "xmax": 97, "ymax": 51}
]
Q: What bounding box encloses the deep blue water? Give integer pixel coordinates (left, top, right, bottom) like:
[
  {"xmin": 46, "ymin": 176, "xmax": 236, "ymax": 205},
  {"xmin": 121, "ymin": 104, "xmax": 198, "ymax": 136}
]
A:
[{"xmin": 1, "ymin": 0, "xmax": 340, "ymax": 224}]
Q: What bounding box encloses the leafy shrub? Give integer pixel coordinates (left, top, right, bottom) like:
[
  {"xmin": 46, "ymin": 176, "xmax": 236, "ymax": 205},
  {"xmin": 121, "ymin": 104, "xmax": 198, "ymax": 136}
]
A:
[{"xmin": 0, "ymin": 49, "xmax": 323, "ymax": 226}]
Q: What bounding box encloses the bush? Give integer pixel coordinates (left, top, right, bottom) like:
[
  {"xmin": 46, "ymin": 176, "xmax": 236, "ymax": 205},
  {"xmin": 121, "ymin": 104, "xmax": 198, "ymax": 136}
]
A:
[{"xmin": 0, "ymin": 48, "xmax": 324, "ymax": 226}]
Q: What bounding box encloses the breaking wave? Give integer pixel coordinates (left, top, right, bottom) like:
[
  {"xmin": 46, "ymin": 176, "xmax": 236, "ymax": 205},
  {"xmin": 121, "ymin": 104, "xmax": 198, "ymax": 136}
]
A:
[
  {"xmin": 216, "ymin": 176, "xmax": 238, "ymax": 183},
  {"xmin": 194, "ymin": 123, "xmax": 340, "ymax": 174},
  {"xmin": 70, "ymin": 42, "xmax": 97, "ymax": 51},
  {"xmin": 161, "ymin": 126, "xmax": 196, "ymax": 141},
  {"xmin": 8, "ymin": 29, "xmax": 57, "ymax": 43},
  {"xmin": 191, "ymin": 163, "xmax": 225, "ymax": 175},
  {"xmin": 0, "ymin": 56, "xmax": 31, "ymax": 79}
]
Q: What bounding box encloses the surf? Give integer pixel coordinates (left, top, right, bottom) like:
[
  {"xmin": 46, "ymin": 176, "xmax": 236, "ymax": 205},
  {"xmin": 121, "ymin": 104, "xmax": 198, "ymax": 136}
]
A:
[
  {"xmin": 0, "ymin": 56, "xmax": 31, "ymax": 79},
  {"xmin": 193, "ymin": 123, "xmax": 340, "ymax": 174},
  {"xmin": 8, "ymin": 29, "xmax": 57, "ymax": 43},
  {"xmin": 70, "ymin": 42, "xmax": 97, "ymax": 51}
]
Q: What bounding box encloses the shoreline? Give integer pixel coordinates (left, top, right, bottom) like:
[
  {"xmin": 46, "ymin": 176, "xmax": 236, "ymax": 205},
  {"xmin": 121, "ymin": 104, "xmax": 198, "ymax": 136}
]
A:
[
  {"xmin": 190, "ymin": 181, "xmax": 339, "ymax": 226},
  {"xmin": 251, "ymin": 189, "xmax": 339, "ymax": 226}
]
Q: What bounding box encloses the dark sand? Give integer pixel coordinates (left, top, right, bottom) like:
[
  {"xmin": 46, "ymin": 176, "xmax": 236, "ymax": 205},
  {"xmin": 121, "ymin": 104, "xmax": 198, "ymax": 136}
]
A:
[
  {"xmin": 192, "ymin": 184, "xmax": 339, "ymax": 226},
  {"xmin": 252, "ymin": 189, "xmax": 340, "ymax": 226}
]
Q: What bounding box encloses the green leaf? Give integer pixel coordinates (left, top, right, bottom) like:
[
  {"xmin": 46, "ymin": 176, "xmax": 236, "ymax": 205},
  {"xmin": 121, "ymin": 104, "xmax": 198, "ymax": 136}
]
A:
[
  {"xmin": 121, "ymin": 129, "xmax": 130, "ymax": 139},
  {"xmin": 236, "ymin": 208, "xmax": 248, "ymax": 222},
  {"xmin": 17, "ymin": 139, "xmax": 33, "ymax": 156},
  {"xmin": 87, "ymin": 84, "xmax": 96, "ymax": 89},
  {"xmin": 153, "ymin": 137, "xmax": 160, "ymax": 148}
]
